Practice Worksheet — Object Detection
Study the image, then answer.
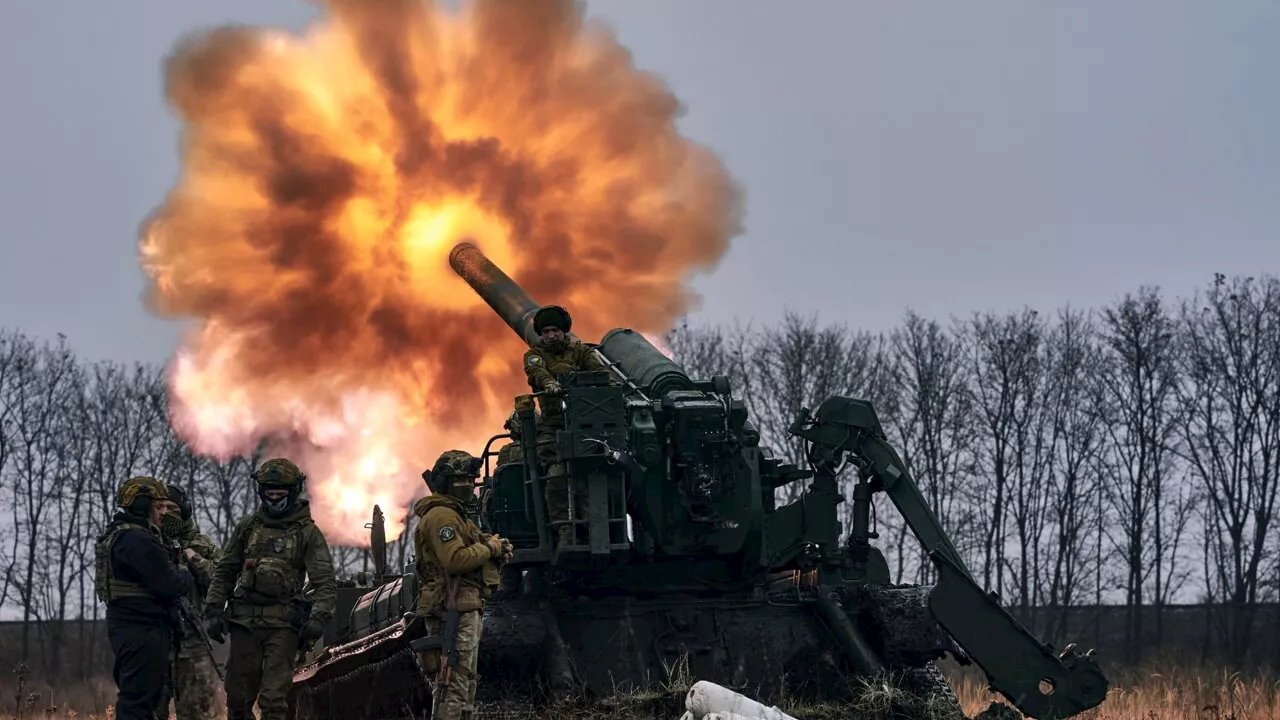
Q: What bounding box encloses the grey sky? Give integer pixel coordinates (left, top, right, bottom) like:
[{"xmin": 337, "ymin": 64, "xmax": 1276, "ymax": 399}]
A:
[{"xmin": 2, "ymin": 1, "xmax": 1277, "ymax": 366}]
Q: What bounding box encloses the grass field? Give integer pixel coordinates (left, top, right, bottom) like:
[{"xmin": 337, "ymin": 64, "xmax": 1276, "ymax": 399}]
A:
[
  {"xmin": 945, "ymin": 662, "xmax": 1280, "ymax": 720},
  {"xmin": 2, "ymin": 660, "xmax": 1277, "ymax": 719}
]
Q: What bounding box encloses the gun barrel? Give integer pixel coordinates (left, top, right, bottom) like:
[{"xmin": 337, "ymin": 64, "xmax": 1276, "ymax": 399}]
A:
[
  {"xmin": 449, "ymin": 242, "xmax": 544, "ymax": 347},
  {"xmin": 450, "ymin": 241, "xmax": 701, "ymax": 394},
  {"xmin": 599, "ymin": 328, "xmax": 694, "ymax": 396}
]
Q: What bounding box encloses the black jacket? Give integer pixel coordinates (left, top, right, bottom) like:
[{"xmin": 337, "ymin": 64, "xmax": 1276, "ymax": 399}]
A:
[{"xmin": 107, "ymin": 513, "xmax": 194, "ymax": 625}]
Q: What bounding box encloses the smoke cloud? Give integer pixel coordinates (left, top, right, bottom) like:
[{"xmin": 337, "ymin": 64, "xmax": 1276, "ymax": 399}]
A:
[{"xmin": 139, "ymin": 0, "xmax": 743, "ymax": 544}]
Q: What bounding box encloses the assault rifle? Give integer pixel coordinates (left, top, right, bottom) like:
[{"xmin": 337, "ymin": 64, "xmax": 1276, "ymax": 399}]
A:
[
  {"xmin": 177, "ymin": 597, "xmax": 226, "ymax": 682},
  {"xmin": 408, "ymin": 576, "xmax": 463, "ymax": 718},
  {"xmin": 162, "ymin": 533, "xmax": 226, "ymax": 682}
]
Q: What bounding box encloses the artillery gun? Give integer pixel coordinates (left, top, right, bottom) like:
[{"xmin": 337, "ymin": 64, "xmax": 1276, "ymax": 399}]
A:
[{"xmin": 289, "ymin": 242, "xmax": 1110, "ymax": 720}]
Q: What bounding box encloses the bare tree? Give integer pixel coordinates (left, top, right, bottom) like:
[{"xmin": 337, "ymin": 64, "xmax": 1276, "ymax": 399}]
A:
[
  {"xmin": 0, "ymin": 328, "xmax": 31, "ymax": 610},
  {"xmin": 1095, "ymin": 287, "xmax": 1192, "ymax": 663},
  {"xmin": 885, "ymin": 310, "xmax": 978, "ymax": 583},
  {"xmin": 4, "ymin": 334, "xmax": 78, "ymax": 663},
  {"xmin": 1040, "ymin": 308, "xmax": 1107, "ymax": 639},
  {"xmin": 965, "ymin": 308, "xmax": 1049, "ymax": 604},
  {"xmin": 737, "ymin": 310, "xmax": 893, "ymax": 485},
  {"xmin": 36, "ymin": 358, "xmax": 93, "ymax": 679},
  {"xmin": 76, "ymin": 362, "xmax": 177, "ymax": 530},
  {"xmin": 200, "ymin": 450, "xmax": 266, "ymax": 544},
  {"xmin": 662, "ymin": 318, "xmax": 751, "ymax": 385},
  {"xmin": 1176, "ymin": 273, "xmax": 1280, "ymax": 659}
]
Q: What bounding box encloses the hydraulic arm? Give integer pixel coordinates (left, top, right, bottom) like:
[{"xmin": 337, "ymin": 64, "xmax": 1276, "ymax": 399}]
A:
[{"xmin": 791, "ymin": 397, "xmax": 1110, "ymax": 720}]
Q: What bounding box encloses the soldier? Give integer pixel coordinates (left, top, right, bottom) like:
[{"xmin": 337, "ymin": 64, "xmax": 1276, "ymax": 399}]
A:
[
  {"xmin": 156, "ymin": 484, "xmax": 222, "ymax": 720},
  {"xmin": 496, "ymin": 412, "xmax": 523, "ymax": 466},
  {"xmin": 201, "ymin": 458, "xmax": 336, "ymax": 720},
  {"xmin": 412, "ymin": 450, "xmax": 512, "ymax": 720},
  {"xmin": 94, "ymin": 476, "xmax": 194, "ymax": 720},
  {"xmin": 521, "ymin": 305, "xmax": 606, "ymax": 546}
]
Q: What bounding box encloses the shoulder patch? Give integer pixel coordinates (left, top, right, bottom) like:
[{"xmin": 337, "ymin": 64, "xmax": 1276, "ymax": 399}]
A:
[
  {"xmin": 438, "ymin": 525, "xmax": 457, "ymax": 543},
  {"xmin": 526, "ymin": 355, "xmax": 542, "ymax": 366}
]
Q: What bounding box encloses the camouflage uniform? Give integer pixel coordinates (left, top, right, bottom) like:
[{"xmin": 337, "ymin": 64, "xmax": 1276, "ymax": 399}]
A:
[
  {"xmin": 202, "ymin": 459, "xmax": 336, "ymax": 720},
  {"xmin": 414, "ymin": 451, "xmax": 510, "ymax": 720},
  {"xmin": 522, "ymin": 305, "xmax": 606, "ymax": 545},
  {"xmin": 157, "ymin": 485, "xmax": 222, "ymax": 720},
  {"xmin": 94, "ymin": 476, "xmax": 193, "ymax": 720}
]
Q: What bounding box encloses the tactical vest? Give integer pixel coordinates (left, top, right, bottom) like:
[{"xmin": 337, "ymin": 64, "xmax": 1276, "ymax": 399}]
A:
[
  {"xmin": 232, "ymin": 516, "xmax": 311, "ymax": 603},
  {"xmin": 94, "ymin": 520, "xmax": 154, "ymax": 604},
  {"xmin": 414, "ymin": 505, "xmax": 500, "ymax": 614}
]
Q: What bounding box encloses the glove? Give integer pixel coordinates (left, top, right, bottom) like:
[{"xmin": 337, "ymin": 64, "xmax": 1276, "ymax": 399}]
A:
[
  {"xmin": 544, "ymin": 380, "xmax": 562, "ymax": 396},
  {"xmin": 204, "ymin": 611, "xmax": 227, "ymax": 644},
  {"xmin": 299, "ymin": 618, "xmax": 325, "ymax": 649},
  {"xmin": 485, "ymin": 535, "xmax": 506, "ymax": 558}
]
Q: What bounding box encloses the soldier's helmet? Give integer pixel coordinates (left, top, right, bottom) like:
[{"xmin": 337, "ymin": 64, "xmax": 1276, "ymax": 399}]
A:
[
  {"xmin": 252, "ymin": 458, "xmax": 306, "ymax": 516},
  {"xmin": 165, "ymin": 483, "xmax": 193, "ymax": 521},
  {"xmin": 533, "ymin": 305, "xmax": 572, "ymax": 334},
  {"xmin": 422, "ymin": 450, "xmax": 481, "ymax": 494},
  {"xmin": 117, "ymin": 476, "xmax": 169, "ymax": 517}
]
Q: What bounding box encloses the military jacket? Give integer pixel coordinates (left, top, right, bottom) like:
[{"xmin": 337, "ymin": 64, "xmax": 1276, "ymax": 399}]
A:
[
  {"xmin": 413, "ymin": 495, "xmax": 505, "ymax": 613},
  {"xmin": 176, "ymin": 522, "xmax": 222, "ymax": 614},
  {"xmin": 94, "ymin": 518, "xmax": 155, "ymax": 603},
  {"xmin": 523, "ymin": 340, "xmax": 605, "ymax": 424},
  {"xmin": 94, "ymin": 513, "xmax": 193, "ymax": 625},
  {"xmin": 204, "ymin": 500, "xmax": 336, "ymax": 630}
]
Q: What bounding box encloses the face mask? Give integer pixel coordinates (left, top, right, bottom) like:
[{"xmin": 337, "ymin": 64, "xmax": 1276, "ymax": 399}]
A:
[
  {"xmin": 447, "ymin": 479, "xmax": 475, "ymax": 502},
  {"xmin": 263, "ymin": 495, "xmax": 290, "ymax": 515},
  {"xmin": 160, "ymin": 512, "xmax": 184, "ymax": 539}
]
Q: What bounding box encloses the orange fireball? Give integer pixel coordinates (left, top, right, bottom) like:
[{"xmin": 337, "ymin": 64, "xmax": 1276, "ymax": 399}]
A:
[{"xmin": 138, "ymin": 0, "xmax": 743, "ymax": 545}]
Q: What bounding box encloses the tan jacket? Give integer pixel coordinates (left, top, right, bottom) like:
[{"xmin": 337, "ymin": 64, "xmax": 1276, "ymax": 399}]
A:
[{"xmin": 413, "ymin": 495, "xmax": 505, "ymax": 613}]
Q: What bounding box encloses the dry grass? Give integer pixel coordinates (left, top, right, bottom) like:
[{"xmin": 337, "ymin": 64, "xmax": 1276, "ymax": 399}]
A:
[
  {"xmin": 946, "ymin": 660, "xmax": 1280, "ymax": 720},
  {"xmin": 3, "ymin": 660, "xmax": 1278, "ymax": 719}
]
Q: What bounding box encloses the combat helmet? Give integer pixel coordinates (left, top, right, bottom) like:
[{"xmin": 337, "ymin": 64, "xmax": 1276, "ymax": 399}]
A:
[
  {"xmin": 161, "ymin": 483, "xmax": 192, "ymax": 539},
  {"xmin": 117, "ymin": 476, "xmax": 169, "ymax": 518},
  {"xmin": 533, "ymin": 305, "xmax": 572, "ymax": 334},
  {"xmin": 422, "ymin": 449, "xmax": 482, "ymax": 498},
  {"xmin": 252, "ymin": 458, "xmax": 306, "ymax": 517},
  {"xmin": 165, "ymin": 483, "xmax": 193, "ymax": 521}
]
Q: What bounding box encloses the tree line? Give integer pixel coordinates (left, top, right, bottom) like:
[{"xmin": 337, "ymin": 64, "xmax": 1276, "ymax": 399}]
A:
[
  {"xmin": 1, "ymin": 272, "xmax": 1278, "ymax": 679},
  {"xmin": 664, "ymin": 272, "xmax": 1280, "ymax": 666}
]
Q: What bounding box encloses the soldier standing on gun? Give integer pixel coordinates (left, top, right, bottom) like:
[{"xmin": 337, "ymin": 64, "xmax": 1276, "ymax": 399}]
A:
[
  {"xmin": 94, "ymin": 476, "xmax": 193, "ymax": 720},
  {"xmin": 201, "ymin": 458, "xmax": 336, "ymax": 720},
  {"xmin": 521, "ymin": 305, "xmax": 606, "ymax": 547},
  {"xmin": 156, "ymin": 484, "xmax": 223, "ymax": 720},
  {"xmin": 413, "ymin": 450, "xmax": 512, "ymax": 720}
]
